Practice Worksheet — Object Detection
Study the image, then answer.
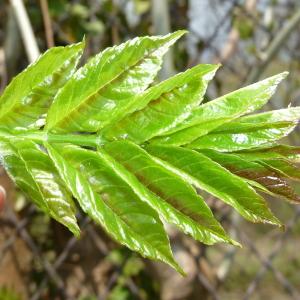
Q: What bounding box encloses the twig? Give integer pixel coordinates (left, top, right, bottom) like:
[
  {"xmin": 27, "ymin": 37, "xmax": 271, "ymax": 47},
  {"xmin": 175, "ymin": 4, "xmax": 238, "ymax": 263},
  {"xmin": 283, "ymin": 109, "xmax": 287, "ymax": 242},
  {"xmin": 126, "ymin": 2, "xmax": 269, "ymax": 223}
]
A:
[
  {"xmin": 7, "ymin": 207, "xmax": 66, "ymax": 297},
  {"xmin": 39, "ymin": 0, "xmax": 54, "ymax": 48},
  {"xmin": 111, "ymin": 0, "xmax": 120, "ymax": 45},
  {"xmin": 0, "ymin": 48, "xmax": 7, "ymax": 92},
  {"xmin": 151, "ymin": 0, "xmax": 175, "ymax": 79},
  {"xmin": 240, "ymin": 231, "xmax": 300, "ymax": 299},
  {"xmin": 197, "ymin": 272, "xmax": 221, "ymax": 300},
  {"xmin": 215, "ymin": 28, "xmax": 239, "ymax": 64},
  {"xmin": 215, "ymin": 0, "xmax": 257, "ymax": 64},
  {"xmin": 31, "ymin": 217, "xmax": 90, "ymax": 300},
  {"xmin": 4, "ymin": 7, "xmax": 22, "ymax": 80},
  {"xmin": 216, "ymin": 211, "xmax": 240, "ymax": 281},
  {"xmin": 244, "ymin": 207, "xmax": 300, "ymax": 300},
  {"xmin": 246, "ymin": 9, "xmax": 300, "ymax": 84},
  {"xmin": 9, "ymin": 0, "xmax": 40, "ymax": 63}
]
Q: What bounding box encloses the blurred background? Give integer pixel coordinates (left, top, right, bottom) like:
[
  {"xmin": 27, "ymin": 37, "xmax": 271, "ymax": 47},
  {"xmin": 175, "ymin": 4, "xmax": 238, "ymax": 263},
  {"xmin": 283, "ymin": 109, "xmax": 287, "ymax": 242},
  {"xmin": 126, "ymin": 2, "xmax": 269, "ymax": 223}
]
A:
[{"xmin": 0, "ymin": 0, "xmax": 300, "ymax": 299}]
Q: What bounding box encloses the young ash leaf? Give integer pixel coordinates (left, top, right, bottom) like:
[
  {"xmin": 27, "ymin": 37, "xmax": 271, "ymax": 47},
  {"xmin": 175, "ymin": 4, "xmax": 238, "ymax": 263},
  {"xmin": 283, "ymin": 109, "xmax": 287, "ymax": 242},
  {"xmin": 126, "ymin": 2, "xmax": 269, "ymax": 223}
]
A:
[{"xmin": 0, "ymin": 31, "xmax": 299, "ymax": 274}]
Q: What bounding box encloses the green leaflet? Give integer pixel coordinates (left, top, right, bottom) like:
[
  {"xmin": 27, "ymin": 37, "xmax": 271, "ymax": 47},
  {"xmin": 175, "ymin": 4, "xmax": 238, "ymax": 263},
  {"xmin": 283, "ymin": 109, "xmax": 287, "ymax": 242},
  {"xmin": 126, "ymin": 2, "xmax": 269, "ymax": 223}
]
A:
[
  {"xmin": 0, "ymin": 139, "xmax": 79, "ymax": 236},
  {"xmin": 232, "ymin": 145, "xmax": 300, "ymax": 162},
  {"xmin": 151, "ymin": 72, "xmax": 288, "ymax": 146},
  {"xmin": 46, "ymin": 31, "xmax": 185, "ymax": 133},
  {"xmin": 198, "ymin": 149, "xmax": 300, "ymax": 204},
  {"xmin": 218, "ymin": 106, "xmax": 300, "ymax": 127},
  {"xmin": 101, "ymin": 64, "xmax": 219, "ymax": 143},
  {"xmin": 259, "ymin": 159, "xmax": 300, "ymax": 182},
  {"xmin": 231, "ymin": 146, "xmax": 300, "ymax": 184},
  {"xmin": 188, "ymin": 107, "xmax": 300, "ymax": 151},
  {"xmin": 0, "ymin": 42, "xmax": 84, "ymax": 130},
  {"xmin": 46, "ymin": 143, "xmax": 183, "ymax": 274},
  {"xmin": 104, "ymin": 141, "xmax": 236, "ymax": 246},
  {"xmin": 146, "ymin": 145, "xmax": 281, "ymax": 225}
]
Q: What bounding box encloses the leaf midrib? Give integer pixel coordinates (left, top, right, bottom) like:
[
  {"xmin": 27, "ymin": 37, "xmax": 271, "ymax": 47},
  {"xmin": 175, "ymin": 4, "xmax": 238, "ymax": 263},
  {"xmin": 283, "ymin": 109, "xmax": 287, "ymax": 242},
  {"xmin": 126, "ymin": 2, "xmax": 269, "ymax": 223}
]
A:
[
  {"xmin": 0, "ymin": 51, "xmax": 79, "ymax": 121},
  {"xmin": 10, "ymin": 141, "xmax": 50, "ymax": 212},
  {"xmin": 56, "ymin": 147, "xmax": 178, "ymax": 270},
  {"xmin": 148, "ymin": 148, "xmax": 275, "ymax": 223},
  {"xmin": 205, "ymin": 121, "xmax": 296, "ymax": 134},
  {"xmin": 99, "ymin": 191, "xmax": 173, "ymax": 262},
  {"xmin": 47, "ymin": 42, "xmax": 168, "ymax": 130},
  {"xmin": 102, "ymin": 148, "xmax": 231, "ymax": 243}
]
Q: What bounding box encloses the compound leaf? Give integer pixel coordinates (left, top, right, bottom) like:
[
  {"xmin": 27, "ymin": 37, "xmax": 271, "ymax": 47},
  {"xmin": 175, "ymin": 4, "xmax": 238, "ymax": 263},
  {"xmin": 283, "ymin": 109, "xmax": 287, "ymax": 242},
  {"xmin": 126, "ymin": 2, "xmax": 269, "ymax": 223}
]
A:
[{"xmin": 0, "ymin": 32, "xmax": 299, "ymax": 274}]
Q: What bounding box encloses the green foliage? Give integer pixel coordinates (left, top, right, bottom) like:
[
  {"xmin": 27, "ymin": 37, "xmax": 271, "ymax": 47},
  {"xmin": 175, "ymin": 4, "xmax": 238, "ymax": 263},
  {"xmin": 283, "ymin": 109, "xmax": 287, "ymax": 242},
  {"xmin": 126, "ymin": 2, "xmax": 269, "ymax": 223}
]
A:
[
  {"xmin": 0, "ymin": 31, "xmax": 299, "ymax": 274},
  {"xmin": 0, "ymin": 287, "xmax": 21, "ymax": 300}
]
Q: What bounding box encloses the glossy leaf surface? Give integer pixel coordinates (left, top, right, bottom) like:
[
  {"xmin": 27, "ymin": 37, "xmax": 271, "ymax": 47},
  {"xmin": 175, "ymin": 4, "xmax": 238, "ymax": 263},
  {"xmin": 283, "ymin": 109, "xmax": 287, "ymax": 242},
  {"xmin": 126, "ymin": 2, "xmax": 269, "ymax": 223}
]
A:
[
  {"xmin": 0, "ymin": 42, "xmax": 84, "ymax": 130},
  {"xmin": 101, "ymin": 64, "xmax": 219, "ymax": 143},
  {"xmin": 0, "ymin": 32, "xmax": 299, "ymax": 274},
  {"xmin": 233, "ymin": 145, "xmax": 300, "ymax": 162},
  {"xmin": 198, "ymin": 149, "xmax": 300, "ymax": 204},
  {"xmin": 0, "ymin": 139, "xmax": 79, "ymax": 235},
  {"xmin": 147, "ymin": 145, "xmax": 281, "ymax": 225},
  {"xmin": 104, "ymin": 141, "xmax": 236, "ymax": 245},
  {"xmin": 46, "ymin": 144, "xmax": 182, "ymax": 273},
  {"xmin": 46, "ymin": 31, "xmax": 185, "ymax": 133},
  {"xmin": 260, "ymin": 159, "xmax": 300, "ymax": 182},
  {"xmin": 188, "ymin": 107, "xmax": 300, "ymax": 151},
  {"xmin": 152, "ymin": 73, "xmax": 288, "ymax": 145}
]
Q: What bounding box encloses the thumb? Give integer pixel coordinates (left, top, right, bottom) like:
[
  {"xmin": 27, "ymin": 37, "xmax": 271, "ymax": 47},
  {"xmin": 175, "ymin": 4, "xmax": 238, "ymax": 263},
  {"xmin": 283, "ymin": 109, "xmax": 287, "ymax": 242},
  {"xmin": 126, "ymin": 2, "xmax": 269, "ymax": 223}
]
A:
[{"xmin": 0, "ymin": 185, "xmax": 6, "ymax": 212}]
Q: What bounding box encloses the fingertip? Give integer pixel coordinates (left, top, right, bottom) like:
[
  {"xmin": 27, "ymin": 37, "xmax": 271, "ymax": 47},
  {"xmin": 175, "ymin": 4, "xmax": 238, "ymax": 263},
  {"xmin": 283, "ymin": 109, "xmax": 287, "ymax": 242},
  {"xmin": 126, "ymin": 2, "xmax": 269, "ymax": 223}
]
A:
[{"xmin": 0, "ymin": 185, "xmax": 6, "ymax": 212}]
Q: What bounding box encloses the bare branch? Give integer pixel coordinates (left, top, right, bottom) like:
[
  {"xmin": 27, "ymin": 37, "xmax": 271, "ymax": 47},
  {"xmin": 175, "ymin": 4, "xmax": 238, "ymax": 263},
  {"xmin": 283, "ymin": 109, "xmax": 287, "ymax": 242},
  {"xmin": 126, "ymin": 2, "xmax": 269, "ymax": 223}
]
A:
[
  {"xmin": 39, "ymin": 0, "xmax": 54, "ymax": 48},
  {"xmin": 246, "ymin": 9, "xmax": 300, "ymax": 83},
  {"xmin": 9, "ymin": 0, "xmax": 40, "ymax": 63}
]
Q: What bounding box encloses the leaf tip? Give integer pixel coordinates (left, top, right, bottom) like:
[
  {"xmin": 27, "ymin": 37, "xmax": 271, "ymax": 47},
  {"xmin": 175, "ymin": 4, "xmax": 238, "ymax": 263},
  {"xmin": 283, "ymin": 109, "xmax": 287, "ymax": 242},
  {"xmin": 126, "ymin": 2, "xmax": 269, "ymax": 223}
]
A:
[
  {"xmin": 175, "ymin": 29, "xmax": 189, "ymax": 36},
  {"xmin": 280, "ymin": 71, "xmax": 289, "ymax": 78},
  {"xmin": 167, "ymin": 30, "xmax": 188, "ymax": 42},
  {"xmin": 267, "ymin": 215, "xmax": 283, "ymax": 228},
  {"xmin": 73, "ymin": 227, "xmax": 81, "ymax": 239},
  {"xmin": 174, "ymin": 263, "xmax": 187, "ymax": 277},
  {"xmin": 64, "ymin": 220, "xmax": 81, "ymax": 238},
  {"xmin": 163, "ymin": 253, "xmax": 186, "ymax": 276},
  {"xmin": 255, "ymin": 71, "xmax": 288, "ymax": 88},
  {"xmin": 69, "ymin": 37, "xmax": 86, "ymax": 53},
  {"xmin": 272, "ymin": 71, "xmax": 289, "ymax": 85},
  {"xmin": 81, "ymin": 35, "xmax": 87, "ymax": 48},
  {"xmin": 230, "ymin": 239, "xmax": 242, "ymax": 248},
  {"xmin": 204, "ymin": 64, "xmax": 221, "ymax": 81},
  {"xmin": 279, "ymin": 223, "xmax": 286, "ymax": 232}
]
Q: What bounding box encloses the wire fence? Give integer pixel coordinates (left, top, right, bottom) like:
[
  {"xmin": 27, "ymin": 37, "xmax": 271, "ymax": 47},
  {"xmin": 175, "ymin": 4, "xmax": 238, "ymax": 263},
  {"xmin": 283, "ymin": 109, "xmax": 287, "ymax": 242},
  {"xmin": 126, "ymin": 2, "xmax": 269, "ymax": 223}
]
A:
[{"xmin": 1, "ymin": 0, "xmax": 300, "ymax": 299}]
